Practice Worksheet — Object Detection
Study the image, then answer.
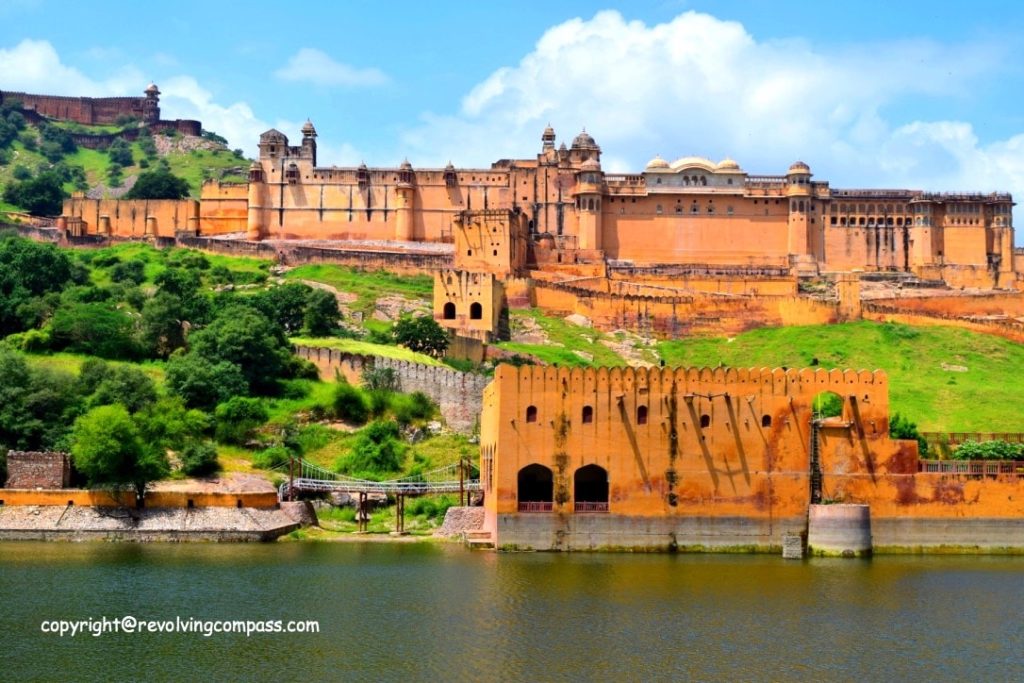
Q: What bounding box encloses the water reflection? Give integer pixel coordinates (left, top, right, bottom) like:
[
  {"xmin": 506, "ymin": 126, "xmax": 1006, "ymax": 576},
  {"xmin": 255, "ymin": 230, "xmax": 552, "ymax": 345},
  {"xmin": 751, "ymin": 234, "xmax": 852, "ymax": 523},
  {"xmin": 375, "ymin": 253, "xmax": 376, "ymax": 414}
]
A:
[{"xmin": 1, "ymin": 543, "xmax": 1021, "ymax": 680}]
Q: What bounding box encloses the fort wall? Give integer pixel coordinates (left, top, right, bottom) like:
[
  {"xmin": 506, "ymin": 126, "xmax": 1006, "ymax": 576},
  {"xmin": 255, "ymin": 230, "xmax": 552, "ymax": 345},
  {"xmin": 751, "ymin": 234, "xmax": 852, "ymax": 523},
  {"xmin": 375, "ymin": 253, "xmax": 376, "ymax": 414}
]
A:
[
  {"xmin": 62, "ymin": 196, "xmax": 199, "ymax": 238},
  {"xmin": 293, "ymin": 346, "xmax": 488, "ymax": 432},
  {"xmin": 532, "ymin": 280, "xmax": 839, "ymax": 337},
  {"xmin": 481, "ymin": 364, "xmax": 1024, "ymax": 552}
]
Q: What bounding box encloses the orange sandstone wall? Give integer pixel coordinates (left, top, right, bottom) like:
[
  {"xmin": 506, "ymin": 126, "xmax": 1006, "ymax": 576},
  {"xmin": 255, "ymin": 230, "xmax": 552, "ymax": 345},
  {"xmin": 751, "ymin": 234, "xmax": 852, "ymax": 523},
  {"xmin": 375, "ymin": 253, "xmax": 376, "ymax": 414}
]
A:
[
  {"xmin": 482, "ymin": 365, "xmax": 898, "ymax": 520},
  {"xmin": 0, "ymin": 489, "xmax": 277, "ymax": 508},
  {"xmin": 601, "ymin": 195, "xmax": 791, "ymax": 265},
  {"xmin": 63, "ymin": 197, "xmax": 199, "ymax": 238},
  {"xmin": 199, "ymin": 181, "xmax": 248, "ymax": 235}
]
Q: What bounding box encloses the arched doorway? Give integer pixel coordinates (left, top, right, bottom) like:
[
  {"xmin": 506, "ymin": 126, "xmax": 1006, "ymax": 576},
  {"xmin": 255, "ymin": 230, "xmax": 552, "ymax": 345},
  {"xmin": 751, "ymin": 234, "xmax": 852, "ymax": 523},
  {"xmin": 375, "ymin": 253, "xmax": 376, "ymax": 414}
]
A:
[
  {"xmin": 469, "ymin": 302, "xmax": 483, "ymax": 320},
  {"xmin": 443, "ymin": 302, "xmax": 456, "ymax": 320},
  {"xmin": 517, "ymin": 464, "xmax": 553, "ymax": 512},
  {"xmin": 574, "ymin": 464, "xmax": 609, "ymax": 512},
  {"xmin": 812, "ymin": 391, "xmax": 844, "ymax": 421}
]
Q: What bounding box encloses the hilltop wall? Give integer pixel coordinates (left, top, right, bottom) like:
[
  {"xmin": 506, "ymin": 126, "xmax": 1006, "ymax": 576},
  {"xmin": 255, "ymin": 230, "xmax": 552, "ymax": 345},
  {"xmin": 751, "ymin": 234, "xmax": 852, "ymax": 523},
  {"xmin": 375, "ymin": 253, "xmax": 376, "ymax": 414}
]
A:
[
  {"xmin": 533, "ymin": 279, "xmax": 840, "ymax": 337},
  {"xmin": 294, "ymin": 346, "xmax": 488, "ymax": 432}
]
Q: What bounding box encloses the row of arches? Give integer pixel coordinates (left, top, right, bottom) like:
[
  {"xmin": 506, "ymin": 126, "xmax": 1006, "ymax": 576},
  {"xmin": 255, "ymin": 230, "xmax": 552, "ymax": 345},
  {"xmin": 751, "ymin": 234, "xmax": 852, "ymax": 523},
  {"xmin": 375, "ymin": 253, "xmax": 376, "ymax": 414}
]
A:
[
  {"xmin": 518, "ymin": 464, "xmax": 609, "ymax": 512},
  {"xmin": 442, "ymin": 302, "xmax": 483, "ymax": 320}
]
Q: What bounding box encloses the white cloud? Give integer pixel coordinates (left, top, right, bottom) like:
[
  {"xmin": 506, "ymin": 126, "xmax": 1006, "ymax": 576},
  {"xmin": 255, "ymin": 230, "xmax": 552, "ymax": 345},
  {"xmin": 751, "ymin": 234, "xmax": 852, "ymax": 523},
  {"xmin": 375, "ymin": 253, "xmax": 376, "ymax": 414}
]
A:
[
  {"xmin": 274, "ymin": 48, "xmax": 388, "ymax": 87},
  {"xmin": 399, "ymin": 9, "xmax": 1021, "ymax": 234},
  {"xmin": 158, "ymin": 76, "xmax": 270, "ymax": 156},
  {"xmin": 0, "ymin": 39, "xmax": 143, "ymax": 95},
  {"xmin": 0, "ymin": 39, "xmax": 274, "ymax": 157}
]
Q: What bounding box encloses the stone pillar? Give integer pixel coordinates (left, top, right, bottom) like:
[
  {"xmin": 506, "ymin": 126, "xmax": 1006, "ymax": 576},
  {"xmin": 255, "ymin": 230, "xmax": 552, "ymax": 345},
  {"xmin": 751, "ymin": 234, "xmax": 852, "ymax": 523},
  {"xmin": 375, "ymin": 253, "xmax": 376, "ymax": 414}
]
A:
[
  {"xmin": 247, "ymin": 170, "xmax": 265, "ymax": 241},
  {"xmin": 395, "ymin": 185, "xmax": 414, "ymax": 241},
  {"xmin": 836, "ymin": 270, "xmax": 862, "ymax": 320}
]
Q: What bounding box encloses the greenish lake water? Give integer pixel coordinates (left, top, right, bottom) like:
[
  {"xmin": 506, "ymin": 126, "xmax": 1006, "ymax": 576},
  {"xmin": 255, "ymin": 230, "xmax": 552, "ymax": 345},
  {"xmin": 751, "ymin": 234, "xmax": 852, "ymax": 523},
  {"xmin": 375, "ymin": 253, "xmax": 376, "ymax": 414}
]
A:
[{"xmin": 1, "ymin": 542, "xmax": 1022, "ymax": 681}]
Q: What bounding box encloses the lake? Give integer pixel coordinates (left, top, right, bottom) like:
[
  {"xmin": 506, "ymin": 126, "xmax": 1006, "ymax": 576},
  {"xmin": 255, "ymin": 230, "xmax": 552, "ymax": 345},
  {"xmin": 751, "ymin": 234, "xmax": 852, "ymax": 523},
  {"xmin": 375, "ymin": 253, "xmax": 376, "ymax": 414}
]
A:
[{"xmin": 1, "ymin": 541, "xmax": 1021, "ymax": 681}]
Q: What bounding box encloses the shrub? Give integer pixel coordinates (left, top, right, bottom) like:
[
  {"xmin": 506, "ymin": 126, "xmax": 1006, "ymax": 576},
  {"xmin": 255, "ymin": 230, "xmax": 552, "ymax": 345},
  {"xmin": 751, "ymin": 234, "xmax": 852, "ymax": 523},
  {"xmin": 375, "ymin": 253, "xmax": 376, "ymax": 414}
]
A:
[
  {"xmin": 362, "ymin": 366, "xmax": 399, "ymax": 393},
  {"xmin": 110, "ymin": 259, "xmax": 146, "ymax": 285},
  {"xmin": 125, "ymin": 168, "xmax": 190, "ymax": 200},
  {"xmin": 48, "ymin": 302, "xmax": 141, "ymax": 359},
  {"xmin": 332, "ymin": 382, "xmax": 369, "ymax": 425},
  {"xmin": 390, "ymin": 391, "xmax": 435, "ymax": 425},
  {"xmin": 407, "ymin": 494, "xmax": 456, "ymax": 521},
  {"xmin": 214, "ymin": 397, "xmax": 269, "ymax": 445},
  {"xmin": 336, "ymin": 420, "xmax": 406, "ymax": 476},
  {"xmin": 253, "ymin": 445, "xmax": 291, "ymax": 470},
  {"xmin": 179, "ymin": 441, "xmax": 219, "ymax": 477},
  {"xmin": 953, "ymin": 440, "xmax": 1024, "ymax": 461},
  {"xmin": 889, "ymin": 413, "xmax": 927, "ymax": 457}
]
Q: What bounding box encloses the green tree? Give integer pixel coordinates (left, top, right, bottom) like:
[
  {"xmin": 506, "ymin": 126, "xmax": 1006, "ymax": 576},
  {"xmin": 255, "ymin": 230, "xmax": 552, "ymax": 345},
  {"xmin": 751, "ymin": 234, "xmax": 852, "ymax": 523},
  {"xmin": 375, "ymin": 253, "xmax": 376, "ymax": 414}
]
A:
[
  {"xmin": 0, "ymin": 236, "xmax": 75, "ymax": 335},
  {"xmin": 107, "ymin": 138, "xmax": 134, "ymax": 166},
  {"xmin": 165, "ymin": 352, "xmax": 247, "ymax": 410},
  {"xmin": 49, "ymin": 302, "xmax": 141, "ymax": 359},
  {"xmin": 110, "ymin": 259, "xmax": 146, "ymax": 285},
  {"xmin": 336, "ymin": 420, "xmax": 406, "ymax": 477},
  {"xmin": 179, "ymin": 441, "xmax": 219, "ymax": 477},
  {"xmin": 76, "ymin": 359, "xmax": 157, "ymax": 414},
  {"xmin": 124, "ymin": 168, "xmax": 190, "ymax": 200},
  {"xmin": 251, "ymin": 282, "xmax": 313, "ymax": 334},
  {"xmin": 2, "ymin": 171, "xmax": 67, "ymax": 216},
  {"xmin": 188, "ymin": 305, "xmax": 290, "ymax": 393},
  {"xmin": 141, "ymin": 292, "xmax": 186, "ymax": 357},
  {"xmin": 71, "ymin": 404, "xmax": 167, "ymax": 502},
  {"xmin": 392, "ymin": 315, "xmax": 450, "ymax": 357},
  {"xmin": 214, "ymin": 396, "xmax": 269, "ymax": 445},
  {"xmin": 0, "ymin": 348, "xmax": 79, "ymax": 451},
  {"xmin": 302, "ymin": 288, "xmax": 342, "ymax": 336}
]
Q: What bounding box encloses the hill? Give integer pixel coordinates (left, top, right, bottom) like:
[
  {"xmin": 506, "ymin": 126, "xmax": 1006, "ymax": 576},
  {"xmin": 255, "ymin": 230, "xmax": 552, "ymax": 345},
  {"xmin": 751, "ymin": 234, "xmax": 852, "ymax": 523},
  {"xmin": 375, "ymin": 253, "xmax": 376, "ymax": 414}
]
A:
[{"xmin": 0, "ymin": 103, "xmax": 247, "ymax": 213}]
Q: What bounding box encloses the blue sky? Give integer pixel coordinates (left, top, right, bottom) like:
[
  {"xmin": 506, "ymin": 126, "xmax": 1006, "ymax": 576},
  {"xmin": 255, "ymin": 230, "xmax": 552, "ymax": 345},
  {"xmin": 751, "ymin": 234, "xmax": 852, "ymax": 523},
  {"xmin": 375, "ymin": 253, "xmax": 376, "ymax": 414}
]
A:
[{"xmin": 3, "ymin": 0, "xmax": 1024, "ymax": 236}]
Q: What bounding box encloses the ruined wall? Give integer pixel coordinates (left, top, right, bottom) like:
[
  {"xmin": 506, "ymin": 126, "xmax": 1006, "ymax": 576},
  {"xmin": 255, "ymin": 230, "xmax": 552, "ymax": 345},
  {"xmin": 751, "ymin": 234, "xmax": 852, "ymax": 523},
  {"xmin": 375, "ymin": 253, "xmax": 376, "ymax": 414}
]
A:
[
  {"xmin": 533, "ymin": 280, "xmax": 839, "ymax": 338},
  {"xmin": 175, "ymin": 236, "xmax": 451, "ymax": 275},
  {"xmin": 4, "ymin": 451, "xmax": 70, "ymax": 489},
  {"xmin": 62, "ymin": 197, "xmax": 199, "ymax": 238},
  {"xmin": 863, "ymin": 300, "xmax": 1024, "ymax": 345},
  {"xmin": 293, "ymin": 346, "xmax": 488, "ymax": 433}
]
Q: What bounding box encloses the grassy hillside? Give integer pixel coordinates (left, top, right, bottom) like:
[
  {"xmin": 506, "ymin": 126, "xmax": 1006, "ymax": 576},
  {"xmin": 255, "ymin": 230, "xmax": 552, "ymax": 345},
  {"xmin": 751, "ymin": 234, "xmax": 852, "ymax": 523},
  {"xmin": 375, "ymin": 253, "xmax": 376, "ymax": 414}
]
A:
[
  {"xmin": 284, "ymin": 264, "xmax": 433, "ymax": 316},
  {"xmin": 658, "ymin": 321, "xmax": 1024, "ymax": 432},
  {"xmin": 0, "ymin": 121, "xmax": 248, "ymax": 207}
]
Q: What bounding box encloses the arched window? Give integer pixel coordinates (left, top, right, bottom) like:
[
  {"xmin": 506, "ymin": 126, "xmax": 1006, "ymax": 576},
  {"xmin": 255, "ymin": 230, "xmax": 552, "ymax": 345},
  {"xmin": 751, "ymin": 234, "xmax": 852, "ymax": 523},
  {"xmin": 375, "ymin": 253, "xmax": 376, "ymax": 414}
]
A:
[
  {"xmin": 700, "ymin": 414, "xmax": 711, "ymax": 428},
  {"xmin": 812, "ymin": 391, "xmax": 844, "ymax": 421},
  {"xmin": 443, "ymin": 302, "xmax": 456, "ymax": 320},
  {"xmin": 469, "ymin": 302, "xmax": 483, "ymax": 320},
  {"xmin": 582, "ymin": 406, "xmax": 594, "ymax": 424},
  {"xmin": 574, "ymin": 464, "xmax": 609, "ymax": 512},
  {"xmin": 518, "ymin": 464, "xmax": 553, "ymax": 512},
  {"xmin": 636, "ymin": 406, "xmax": 648, "ymax": 425},
  {"xmin": 525, "ymin": 406, "xmax": 538, "ymax": 423},
  {"xmin": 762, "ymin": 414, "xmax": 772, "ymax": 428}
]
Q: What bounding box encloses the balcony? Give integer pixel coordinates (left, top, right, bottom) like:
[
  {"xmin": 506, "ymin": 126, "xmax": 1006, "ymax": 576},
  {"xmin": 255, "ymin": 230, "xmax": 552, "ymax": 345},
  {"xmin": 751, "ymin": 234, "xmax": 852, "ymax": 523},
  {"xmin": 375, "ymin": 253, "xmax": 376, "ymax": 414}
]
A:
[
  {"xmin": 518, "ymin": 501, "xmax": 553, "ymax": 513},
  {"xmin": 574, "ymin": 501, "xmax": 609, "ymax": 513}
]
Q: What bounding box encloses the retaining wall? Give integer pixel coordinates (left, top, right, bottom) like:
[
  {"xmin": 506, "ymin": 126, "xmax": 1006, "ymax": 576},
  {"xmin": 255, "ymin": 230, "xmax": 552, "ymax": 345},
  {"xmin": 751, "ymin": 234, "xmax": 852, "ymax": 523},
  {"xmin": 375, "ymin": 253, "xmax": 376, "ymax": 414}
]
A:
[{"xmin": 294, "ymin": 345, "xmax": 488, "ymax": 433}]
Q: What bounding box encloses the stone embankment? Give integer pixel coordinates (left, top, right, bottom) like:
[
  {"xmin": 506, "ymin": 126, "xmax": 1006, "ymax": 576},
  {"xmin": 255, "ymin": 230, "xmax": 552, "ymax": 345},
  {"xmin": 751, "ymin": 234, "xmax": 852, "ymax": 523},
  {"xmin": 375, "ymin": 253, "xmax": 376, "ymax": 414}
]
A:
[
  {"xmin": 0, "ymin": 505, "xmax": 298, "ymax": 542},
  {"xmin": 435, "ymin": 506, "xmax": 485, "ymax": 537}
]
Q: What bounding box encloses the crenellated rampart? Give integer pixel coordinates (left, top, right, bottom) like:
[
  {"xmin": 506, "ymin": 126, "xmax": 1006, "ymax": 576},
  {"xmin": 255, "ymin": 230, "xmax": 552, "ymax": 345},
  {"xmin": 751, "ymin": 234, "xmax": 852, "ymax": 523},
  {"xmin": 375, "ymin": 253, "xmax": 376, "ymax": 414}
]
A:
[{"xmin": 294, "ymin": 346, "xmax": 488, "ymax": 432}]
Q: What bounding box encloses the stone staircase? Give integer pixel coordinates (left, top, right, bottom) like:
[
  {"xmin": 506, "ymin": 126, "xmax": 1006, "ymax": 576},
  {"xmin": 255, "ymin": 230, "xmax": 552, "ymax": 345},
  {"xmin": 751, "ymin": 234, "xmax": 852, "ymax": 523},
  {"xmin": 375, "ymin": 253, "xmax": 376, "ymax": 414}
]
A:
[{"xmin": 463, "ymin": 530, "xmax": 495, "ymax": 550}]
